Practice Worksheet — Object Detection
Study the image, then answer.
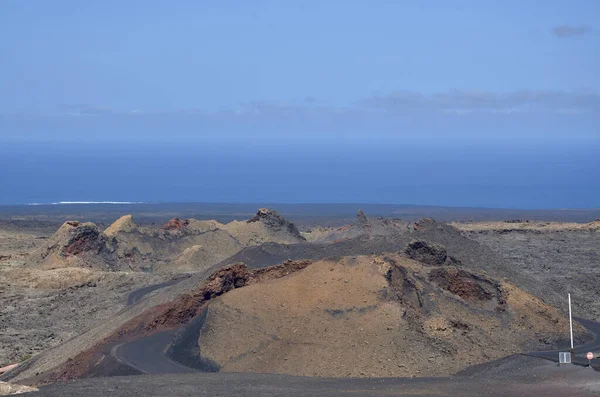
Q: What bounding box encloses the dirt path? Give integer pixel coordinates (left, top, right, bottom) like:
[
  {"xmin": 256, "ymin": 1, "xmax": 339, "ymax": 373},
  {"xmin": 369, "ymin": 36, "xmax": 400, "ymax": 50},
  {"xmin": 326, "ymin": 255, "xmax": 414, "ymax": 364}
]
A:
[
  {"xmin": 112, "ymin": 331, "xmax": 196, "ymax": 374},
  {"xmin": 126, "ymin": 278, "xmax": 188, "ymax": 306}
]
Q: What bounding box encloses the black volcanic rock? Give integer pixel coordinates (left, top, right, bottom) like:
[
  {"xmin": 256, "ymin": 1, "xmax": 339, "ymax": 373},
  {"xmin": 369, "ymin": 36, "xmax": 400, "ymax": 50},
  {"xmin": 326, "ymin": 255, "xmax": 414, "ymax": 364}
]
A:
[
  {"xmin": 247, "ymin": 208, "xmax": 305, "ymax": 241},
  {"xmin": 356, "ymin": 209, "xmax": 369, "ymax": 226},
  {"xmin": 404, "ymin": 240, "xmax": 448, "ymax": 266}
]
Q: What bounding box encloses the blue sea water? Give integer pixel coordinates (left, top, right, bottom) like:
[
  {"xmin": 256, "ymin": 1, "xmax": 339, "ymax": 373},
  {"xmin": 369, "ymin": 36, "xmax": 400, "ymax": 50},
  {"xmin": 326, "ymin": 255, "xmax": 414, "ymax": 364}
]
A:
[{"xmin": 0, "ymin": 139, "xmax": 598, "ymax": 208}]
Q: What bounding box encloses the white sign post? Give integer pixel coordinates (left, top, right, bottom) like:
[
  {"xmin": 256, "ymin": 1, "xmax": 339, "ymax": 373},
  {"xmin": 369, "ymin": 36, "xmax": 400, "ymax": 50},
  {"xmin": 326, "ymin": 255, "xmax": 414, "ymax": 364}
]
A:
[{"xmin": 568, "ymin": 293, "xmax": 574, "ymax": 358}]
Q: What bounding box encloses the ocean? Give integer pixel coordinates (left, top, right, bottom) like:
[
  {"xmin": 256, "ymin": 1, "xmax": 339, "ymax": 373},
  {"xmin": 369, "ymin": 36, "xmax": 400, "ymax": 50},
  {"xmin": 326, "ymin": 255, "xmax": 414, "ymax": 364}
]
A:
[{"xmin": 0, "ymin": 139, "xmax": 598, "ymax": 209}]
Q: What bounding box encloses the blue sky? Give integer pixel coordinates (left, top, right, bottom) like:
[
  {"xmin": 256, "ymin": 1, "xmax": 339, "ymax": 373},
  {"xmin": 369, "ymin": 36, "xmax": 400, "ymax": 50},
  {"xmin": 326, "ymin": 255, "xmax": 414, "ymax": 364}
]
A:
[
  {"xmin": 0, "ymin": 1, "xmax": 598, "ymax": 207},
  {"xmin": 1, "ymin": 1, "xmax": 598, "ymax": 116}
]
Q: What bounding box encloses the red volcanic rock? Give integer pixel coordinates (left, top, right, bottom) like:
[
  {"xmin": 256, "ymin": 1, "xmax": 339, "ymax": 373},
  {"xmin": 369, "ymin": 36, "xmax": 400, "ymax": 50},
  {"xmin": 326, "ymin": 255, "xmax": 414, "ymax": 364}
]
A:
[
  {"xmin": 145, "ymin": 260, "xmax": 312, "ymax": 331},
  {"xmin": 163, "ymin": 218, "xmax": 190, "ymax": 230},
  {"xmin": 413, "ymin": 218, "xmax": 436, "ymax": 231},
  {"xmin": 62, "ymin": 225, "xmax": 106, "ymax": 256},
  {"xmin": 428, "ymin": 267, "xmax": 507, "ymax": 311}
]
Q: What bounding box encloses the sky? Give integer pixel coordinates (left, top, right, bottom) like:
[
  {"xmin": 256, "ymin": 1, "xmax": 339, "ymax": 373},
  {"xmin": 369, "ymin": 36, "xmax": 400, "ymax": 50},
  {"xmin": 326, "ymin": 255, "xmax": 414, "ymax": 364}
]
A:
[{"xmin": 0, "ymin": 1, "xmax": 598, "ymax": 207}]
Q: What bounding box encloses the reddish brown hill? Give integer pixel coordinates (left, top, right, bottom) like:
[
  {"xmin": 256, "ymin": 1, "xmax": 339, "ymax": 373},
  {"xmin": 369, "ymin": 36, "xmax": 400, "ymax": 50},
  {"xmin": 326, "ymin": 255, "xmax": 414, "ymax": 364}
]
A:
[{"xmin": 195, "ymin": 254, "xmax": 576, "ymax": 378}]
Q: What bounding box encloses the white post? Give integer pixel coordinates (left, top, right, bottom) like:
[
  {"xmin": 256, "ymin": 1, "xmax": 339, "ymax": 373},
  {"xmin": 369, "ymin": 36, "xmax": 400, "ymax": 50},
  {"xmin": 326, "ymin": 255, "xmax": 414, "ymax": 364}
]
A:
[{"xmin": 568, "ymin": 293, "xmax": 574, "ymax": 350}]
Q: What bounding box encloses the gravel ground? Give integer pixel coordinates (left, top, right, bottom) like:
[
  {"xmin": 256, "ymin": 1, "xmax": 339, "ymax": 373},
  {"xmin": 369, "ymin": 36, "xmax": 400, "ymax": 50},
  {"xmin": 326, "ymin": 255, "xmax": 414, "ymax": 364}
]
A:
[
  {"xmin": 463, "ymin": 229, "xmax": 600, "ymax": 321},
  {"xmin": 33, "ymin": 357, "xmax": 600, "ymax": 397},
  {"xmin": 0, "ymin": 272, "xmax": 170, "ymax": 365}
]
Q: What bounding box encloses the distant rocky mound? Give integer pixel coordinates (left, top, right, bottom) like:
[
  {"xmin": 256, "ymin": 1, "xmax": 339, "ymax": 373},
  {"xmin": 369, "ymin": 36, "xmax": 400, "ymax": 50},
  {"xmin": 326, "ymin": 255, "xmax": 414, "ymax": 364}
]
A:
[
  {"xmin": 154, "ymin": 230, "xmax": 243, "ymax": 273},
  {"xmin": 184, "ymin": 254, "xmax": 573, "ymax": 378},
  {"xmin": 355, "ymin": 209, "xmax": 369, "ymax": 226},
  {"xmin": 154, "ymin": 210, "xmax": 306, "ymax": 248},
  {"xmin": 156, "ymin": 209, "xmax": 306, "ymax": 271},
  {"xmin": 220, "ymin": 208, "xmax": 306, "ymax": 246},
  {"xmin": 28, "ymin": 221, "xmax": 119, "ymax": 271},
  {"xmin": 246, "ymin": 208, "xmax": 305, "ymax": 241},
  {"xmin": 28, "ymin": 214, "xmax": 517, "ymax": 283},
  {"xmin": 27, "ymin": 209, "xmax": 307, "ymax": 273},
  {"xmin": 303, "ymin": 210, "xmax": 409, "ymax": 242},
  {"xmin": 104, "ymin": 215, "xmax": 138, "ymax": 236},
  {"xmin": 162, "ymin": 218, "xmax": 226, "ymax": 235}
]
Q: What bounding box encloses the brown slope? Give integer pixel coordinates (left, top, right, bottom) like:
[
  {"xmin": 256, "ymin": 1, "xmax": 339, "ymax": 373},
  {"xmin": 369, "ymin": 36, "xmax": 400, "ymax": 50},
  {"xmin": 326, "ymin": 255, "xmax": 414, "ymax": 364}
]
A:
[{"xmin": 154, "ymin": 230, "xmax": 242, "ymax": 273}]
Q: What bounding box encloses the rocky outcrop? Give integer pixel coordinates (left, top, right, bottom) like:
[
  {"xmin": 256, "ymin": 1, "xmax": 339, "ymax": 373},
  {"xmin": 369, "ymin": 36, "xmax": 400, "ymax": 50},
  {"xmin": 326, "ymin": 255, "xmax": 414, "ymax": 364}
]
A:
[
  {"xmin": 383, "ymin": 259, "xmax": 423, "ymax": 308},
  {"xmin": 104, "ymin": 215, "xmax": 138, "ymax": 236},
  {"xmin": 247, "ymin": 208, "xmax": 305, "ymax": 241},
  {"xmin": 28, "ymin": 221, "xmax": 119, "ymax": 270},
  {"xmin": 147, "ymin": 259, "xmax": 313, "ymax": 331},
  {"xmin": 61, "ymin": 222, "xmax": 108, "ymax": 256},
  {"xmin": 405, "ymin": 240, "xmax": 448, "ymax": 266},
  {"xmin": 303, "ymin": 210, "xmax": 409, "ymax": 243},
  {"xmin": 356, "ymin": 209, "xmax": 370, "ymax": 227},
  {"xmin": 429, "ymin": 267, "xmax": 507, "ymax": 311},
  {"xmin": 163, "ymin": 218, "xmax": 190, "ymax": 231}
]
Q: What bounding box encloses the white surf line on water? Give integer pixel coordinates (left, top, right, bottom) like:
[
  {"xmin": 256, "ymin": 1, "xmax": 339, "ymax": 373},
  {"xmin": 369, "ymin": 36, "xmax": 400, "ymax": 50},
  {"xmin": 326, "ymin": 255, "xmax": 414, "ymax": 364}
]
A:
[{"xmin": 27, "ymin": 201, "xmax": 146, "ymax": 205}]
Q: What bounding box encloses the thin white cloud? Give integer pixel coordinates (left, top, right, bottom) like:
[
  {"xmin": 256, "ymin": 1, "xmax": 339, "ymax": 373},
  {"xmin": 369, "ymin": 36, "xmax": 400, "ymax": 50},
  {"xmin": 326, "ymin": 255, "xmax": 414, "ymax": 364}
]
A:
[
  {"xmin": 361, "ymin": 90, "xmax": 600, "ymax": 114},
  {"xmin": 551, "ymin": 25, "xmax": 592, "ymax": 38},
  {"xmin": 16, "ymin": 90, "xmax": 600, "ymax": 120}
]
